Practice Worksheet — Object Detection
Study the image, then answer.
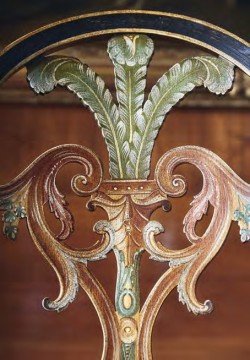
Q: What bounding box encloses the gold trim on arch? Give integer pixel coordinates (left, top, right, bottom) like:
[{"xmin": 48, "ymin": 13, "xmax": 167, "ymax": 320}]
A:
[{"xmin": 0, "ymin": 10, "xmax": 249, "ymax": 83}]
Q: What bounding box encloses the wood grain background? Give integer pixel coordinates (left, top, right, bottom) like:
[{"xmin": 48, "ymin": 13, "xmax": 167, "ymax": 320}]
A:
[{"xmin": 0, "ymin": 100, "xmax": 249, "ymax": 359}]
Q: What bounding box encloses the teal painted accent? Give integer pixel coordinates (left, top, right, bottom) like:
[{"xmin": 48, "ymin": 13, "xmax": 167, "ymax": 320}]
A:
[
  {"xmin": 234, "ymin": 204, "xmax": 250, "ymax": 223},
  {"xmin": 121, "ymin": 342, "xmax": 135, "ymax": 360},
  {"xmin": 0, "ymin": 198, "xmax": 26, "ymax": 240},
  {"xmin": 234, "ymin": 200, "xmax": 250, "ymax": 242},
  {"xmin": 114, "ymin": 249, "xmax": 142, "ymax": 317}
]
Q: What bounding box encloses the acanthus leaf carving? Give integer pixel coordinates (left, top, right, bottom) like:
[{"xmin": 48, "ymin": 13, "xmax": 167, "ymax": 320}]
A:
[
  {"xmin": 0, "ymin": 145, "xmax": 115, "ymax": 310},
  {"xmin": 144, "ymin": 146, "xmax": 250, "ymax": 319}
]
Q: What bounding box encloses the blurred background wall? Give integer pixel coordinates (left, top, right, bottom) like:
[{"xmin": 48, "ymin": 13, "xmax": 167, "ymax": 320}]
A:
[{"xmin": 0, "ymin": 1, "xmax": 249, "ymax": 359}]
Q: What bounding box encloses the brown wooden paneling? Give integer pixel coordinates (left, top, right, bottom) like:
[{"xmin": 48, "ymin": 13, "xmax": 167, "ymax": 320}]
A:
[{"xmin": 0, "ymin": 103, "xmax": 249, "ymax": 359}]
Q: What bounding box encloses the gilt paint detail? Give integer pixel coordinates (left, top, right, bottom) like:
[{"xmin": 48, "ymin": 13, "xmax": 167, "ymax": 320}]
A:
[{"xmin": 0, "ymin": 34, "xmax": 249, "ymax": 359}]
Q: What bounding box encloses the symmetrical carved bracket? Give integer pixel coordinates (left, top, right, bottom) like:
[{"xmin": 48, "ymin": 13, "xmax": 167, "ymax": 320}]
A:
[
  {"xmin": 1, "ymin": 143, "xmax": 249, "ymax": 358},
  {"xmin": 0, "ymin": 31, "xmax": 249, "ymax": 359}
]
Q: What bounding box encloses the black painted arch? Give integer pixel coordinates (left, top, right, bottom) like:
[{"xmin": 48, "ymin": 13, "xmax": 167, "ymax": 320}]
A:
[{"xmin": 0, "ymin": 10, "xmax": 249, "ymax": 83}]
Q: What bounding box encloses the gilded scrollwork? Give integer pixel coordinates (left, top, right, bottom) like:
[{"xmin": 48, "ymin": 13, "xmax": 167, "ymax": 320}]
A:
[
  {"xmin": 0, "ymin": 145, "xmax": 114, "ymax": 310},
  {"xmin": 138, "ymin": 145, "xmax": 250, "ymax": 358}
]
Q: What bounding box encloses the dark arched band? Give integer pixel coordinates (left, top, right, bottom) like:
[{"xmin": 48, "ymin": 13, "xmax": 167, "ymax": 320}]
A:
[{"xmin": 0, "ymin": 10, "xmax": 249, "ymax": 83}]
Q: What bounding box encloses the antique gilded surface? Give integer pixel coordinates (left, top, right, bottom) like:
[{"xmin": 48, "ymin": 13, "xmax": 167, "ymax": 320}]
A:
[{"xmin": 0, "ymin": 12, "xmax": 249, "ymax": 360}]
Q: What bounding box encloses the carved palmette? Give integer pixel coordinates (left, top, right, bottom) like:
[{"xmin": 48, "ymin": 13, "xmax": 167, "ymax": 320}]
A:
[{"xmin": 1, "ymin": 34, "xmax": 249, "ymax": 360}]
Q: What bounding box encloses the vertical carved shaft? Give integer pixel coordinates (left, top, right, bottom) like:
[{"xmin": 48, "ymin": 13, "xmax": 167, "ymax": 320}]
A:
[
  {"xmin": 114, "ymin": 247, "xmax": 142, "ymax": 359},
  {"xmin": 115, "ymin": 248, "xmax": 142, "ymax": 318},
  {"xmin": 89, "ymin": 181, "xmax": 166, "ymax": 359}
]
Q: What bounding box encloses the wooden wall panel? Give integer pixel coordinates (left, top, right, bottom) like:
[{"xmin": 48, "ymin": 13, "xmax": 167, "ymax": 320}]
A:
[{"xmin": 0, "ymin": 104, "xmax": 249, "ymax": 359}]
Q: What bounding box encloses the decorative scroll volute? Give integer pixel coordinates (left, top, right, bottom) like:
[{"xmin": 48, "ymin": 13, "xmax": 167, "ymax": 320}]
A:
[
  {"xmin": 0, "ymin": 145, "xmax": 120, "ymax": 359},
  {"xmin": 138, "ymin": 146, "xmax": 250, "ymax": 359}
]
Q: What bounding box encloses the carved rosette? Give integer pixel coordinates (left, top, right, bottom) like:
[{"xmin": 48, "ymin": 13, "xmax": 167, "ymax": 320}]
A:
[{"xmin": 0, "ymin": 33, "xmax": 249, "ymax": 360}]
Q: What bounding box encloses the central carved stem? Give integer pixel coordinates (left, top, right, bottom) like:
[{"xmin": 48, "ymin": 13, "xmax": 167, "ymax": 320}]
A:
[
  {"xmin": 89, "ymin": 180, "xmax": 167, "ymax": 359},
  {"xmin": 115, "ymin": 248, "xmax": 142, "ymax": 359}
]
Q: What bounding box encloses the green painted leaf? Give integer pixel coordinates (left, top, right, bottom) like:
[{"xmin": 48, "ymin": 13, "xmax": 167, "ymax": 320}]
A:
[
  {"xmin": 3, "ymin": 210, "xmax": 16, "ymax": 223},
  {"xmin": 0, "ymin": 199, "xmax": 13, "ymax": 210},
  {"xmin": 4, "ymin": 225, "xmax": 18, "ymax": 240},
  {"xmin": 108, "ymin": 35, "xmax": 154, "ymax": 179},
  {"xmin": 26, "ymin": 38, "xmax": 235, "ymax": 181},
  {"xmin": 133, "ymin": 56, "xmax": 235, "ymax": 178},
  {"xmin": 27, "ymin": 56, "xmax": 125, "ymax": 179},
  {"xmin": 15, "ymin": 205, "xmax": 26, "ymax": 219},
  {"xmin": 1, "ymin": 197, "xmax": 27, "ymax": 240}
]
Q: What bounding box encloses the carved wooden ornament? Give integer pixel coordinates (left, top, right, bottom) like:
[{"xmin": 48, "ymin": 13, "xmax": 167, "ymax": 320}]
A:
[{"xmin": 0, "ymin": 11, "xmax": 249, "ymax": 360}]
